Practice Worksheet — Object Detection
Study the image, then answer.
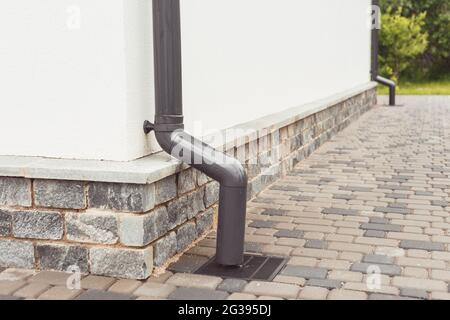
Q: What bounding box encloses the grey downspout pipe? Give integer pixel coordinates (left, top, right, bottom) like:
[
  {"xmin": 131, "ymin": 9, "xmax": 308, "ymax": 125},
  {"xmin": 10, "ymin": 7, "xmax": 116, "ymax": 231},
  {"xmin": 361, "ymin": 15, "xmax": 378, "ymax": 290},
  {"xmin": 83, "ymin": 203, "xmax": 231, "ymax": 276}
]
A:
[
  {"xmin": 371, "ymin": 0, "xmax": 396, "ymax": 106},
  {"xmin": 144, "ymin": 0, "xmax": 248, "ymax": 266}
]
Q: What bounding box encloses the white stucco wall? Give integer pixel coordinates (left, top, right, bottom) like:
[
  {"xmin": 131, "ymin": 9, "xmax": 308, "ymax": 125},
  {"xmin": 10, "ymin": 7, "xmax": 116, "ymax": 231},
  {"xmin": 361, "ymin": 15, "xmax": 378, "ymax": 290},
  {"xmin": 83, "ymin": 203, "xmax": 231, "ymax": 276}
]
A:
[
  {"xmin": 0, "ymin": 0, "xmax": 154, "ymax": 161},
  {"xmin": 0, "ymin": 0, "xmax": 372, "ymax": 161}
]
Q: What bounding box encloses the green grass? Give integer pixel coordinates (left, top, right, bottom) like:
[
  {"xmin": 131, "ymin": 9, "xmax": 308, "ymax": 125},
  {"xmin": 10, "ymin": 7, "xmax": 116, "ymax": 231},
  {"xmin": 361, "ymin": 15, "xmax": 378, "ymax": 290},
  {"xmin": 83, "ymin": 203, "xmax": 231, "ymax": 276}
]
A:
[{"xmin": 377, "ymin": 77, "xmax": 450, "ymax": 95}]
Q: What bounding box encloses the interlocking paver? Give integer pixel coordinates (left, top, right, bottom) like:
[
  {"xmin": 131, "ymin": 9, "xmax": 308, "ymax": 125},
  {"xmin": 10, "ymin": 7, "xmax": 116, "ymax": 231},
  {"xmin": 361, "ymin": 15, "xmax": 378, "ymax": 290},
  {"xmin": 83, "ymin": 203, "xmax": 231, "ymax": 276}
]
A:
[
  {"xmin": 227, "ymin": 293, "xmax": 257, "ymax": 300},
  {"xmin": 400, "ymin": 288, "xmax": 429, "ymax": 300},
  {"xmin": 361, "ymin": 223, "xmax": 402, "ymax": 232},
  {"xmin": 13, "ymin": 282, "xmax": 50, "ymax": 299},
  {"xmin": 298, "ymin": 286, "xmax": 329, "ymax": 300},
  {"xmin": 343, "ymin": 282, "xmax": 399, "ymax": 296},
  {"xmin": 168, "ymin": 255, "xmax": 209, "ymax": 273},
  {"xmin": 80, "ymin": 275, "xmax": 116, "ymax": 290},
  {"xmin": 280, "ymin": 265, "xmax": 328, "ymax": 279},
  {"xmin": 350, "ymin": 263, "xmax": 401, "ymax": 276},
  {"xmin": 327, "ymin": 289, "xmax": 367, "ymax": 300},
  {"xmin": 38, "ymin": 286, "xmax": 83, "ymax": 300},
  {"xmin": 0, "ymin": 280, "xmax": 26, "ymax": 295},
  {"xmin": 217, "ymin": 279, "xmax": 248, "ymax": 293},
  {"xmin": 305, "ymin": 279, "xmax": 342, "ymax": 290},
  {"xmin": 322, "ymin": 208, "xmax": 359, "ymax": 216},
  {"xmin": 399, "ymin": 240, "xmax": 446, "ymax": 252},
  {"xmin": 169, "ymin": 287, "xmax": 229, "ymax": 300},
  {"xmin": 0, "ymin": 269, "xmax": 35, "ymax": 281},
  {"xmin": 30, "ymin": 271, "xmax": 73, "ymax": 286},
  {"xmin": 364, "ymin": 230, "xmax": 386, "ymax": 238},
  {"xmin": 76, "ymin": 289, "xmax": 132, "ymax": 300},
  {"xmin": 392, "ymin": 277, "xmax": 447, "ymax": 292},
  {"xmin": 166, "ymin": 273, "xmax": 223, "ymax": 290},
  {"xmin": 368, "ymin": 294, "xmax": 415, "ymax": 300},
  {"xmin": 108, "ymin": 279, "xmax": 142, "ymax": 295},
  {"xmin": 305, "ymin": 240, "xmax": 328, "ymax": 249},
  {"xmin": 242, "ymin": 281, "xmax": 300, "ymax": 299},
  {"xmin": 362, "ymin": 254, "xmax": 395, "ymax": 265},
  {"xmin": 134, "ymin": 282, "xmax": 176, "ymax": 298}
]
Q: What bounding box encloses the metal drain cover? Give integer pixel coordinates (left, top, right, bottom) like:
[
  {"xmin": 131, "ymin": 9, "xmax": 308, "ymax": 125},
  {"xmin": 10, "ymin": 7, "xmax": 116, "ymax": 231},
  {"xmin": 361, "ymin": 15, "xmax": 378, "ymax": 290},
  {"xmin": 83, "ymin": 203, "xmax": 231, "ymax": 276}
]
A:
[{"xmin": 194, "ymin": 255, "xmax": 287, "ymax": 281}]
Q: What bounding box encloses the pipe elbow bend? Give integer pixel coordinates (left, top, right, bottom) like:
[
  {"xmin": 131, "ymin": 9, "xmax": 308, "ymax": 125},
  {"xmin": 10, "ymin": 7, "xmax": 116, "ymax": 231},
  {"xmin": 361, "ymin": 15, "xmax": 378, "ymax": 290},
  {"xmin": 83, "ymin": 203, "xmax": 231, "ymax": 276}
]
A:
[
  {"xmin": 220, "ymin": 158, "xmax": 248, "ymax": 188},
  {"xmin": 154, "ymin": 131, "xmax": 176, "ymax": 154},
  {"xmin": 376, "ymin": 76, "xmax": 396, "ymax": 88}
]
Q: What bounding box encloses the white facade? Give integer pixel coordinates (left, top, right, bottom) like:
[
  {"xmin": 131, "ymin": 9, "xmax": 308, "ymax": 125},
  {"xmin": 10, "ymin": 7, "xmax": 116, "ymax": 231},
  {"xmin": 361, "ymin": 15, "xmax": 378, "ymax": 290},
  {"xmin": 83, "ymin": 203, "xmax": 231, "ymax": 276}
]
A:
[{"xmin": 0, "ymin": 0, "xmax": 372, "ymax": 161}]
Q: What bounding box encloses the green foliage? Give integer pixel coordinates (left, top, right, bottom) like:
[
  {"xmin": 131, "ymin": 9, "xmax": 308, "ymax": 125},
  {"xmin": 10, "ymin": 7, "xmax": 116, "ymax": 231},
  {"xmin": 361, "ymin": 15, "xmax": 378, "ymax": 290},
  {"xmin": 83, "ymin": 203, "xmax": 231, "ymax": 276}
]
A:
[
  {"xmin": 379, "ymin": 7, "xmax": 428, "ymax": 82},
  {"xmin": 380, "ymin": 0, "xmax": 450, "ymax": 79}
]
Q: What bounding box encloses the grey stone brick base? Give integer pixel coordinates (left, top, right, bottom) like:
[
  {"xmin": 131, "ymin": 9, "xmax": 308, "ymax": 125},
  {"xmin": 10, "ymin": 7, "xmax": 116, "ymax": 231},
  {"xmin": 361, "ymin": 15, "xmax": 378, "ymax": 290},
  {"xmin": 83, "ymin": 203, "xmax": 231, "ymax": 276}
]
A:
[{"xmin": 0, "ymin": 87, "xmax": 376, "ymax": 279}]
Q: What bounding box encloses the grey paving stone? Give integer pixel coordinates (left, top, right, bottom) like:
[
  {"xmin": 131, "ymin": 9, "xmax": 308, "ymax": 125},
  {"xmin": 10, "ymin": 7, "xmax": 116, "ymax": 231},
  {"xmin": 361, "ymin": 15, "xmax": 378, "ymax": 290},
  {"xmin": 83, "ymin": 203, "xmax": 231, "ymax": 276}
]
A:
[
  {"xmin": 369, "ymin": 218, "xmax": 390, "ymax": 225},
  {"xmin": 378, "ymin": 185, "xmax": 411, "ymax": 191},
  {"xmin": 34, "ymin": 180, "xmax": 86, "ymax": 209},
  {"xmin": 400, "ymin": 288, "xmax": 428, "ymax": 300},
  {"xmin": 350, "ymin": 263, "xmax": 401, "ymax": 276},
  {"xmin": 281, "ymin": 265, "xmax": 328, "ymax": 279},
  {"xmin": 339, "ymin": 186, "xmax": 373, "ymax": 192},
  {"xmin": 0, "ymin": 177, "xmax": 32, "ymax": 207},
  {"xmin": 217, "ymin": 279, "xmax": 248, "ymax": 293},
  {"xmin": 415, "ymin": 191, "xmax": 434, "ymax": 196},
  {"xmin": 12, "ymin": 211, "xmax": 63, "ymax": 240},
  {"xmin": 431, "ymin": 200, "xmax": 449, "ymax": 207},
  {"xmin": 385, "ymin": 193, "xmax": 409, "ymax": 199},
  {"xmin": 333, "ymin": 194, "xmax": 355, "ymax": 201},
  {"xmin": 305, "ymin": 240, "xmax": 328, "ymax": 249},
  {"xmin": 252, "ymin": 198, "xmax": 278, "ymax": 204},
  {"xmin": 374, "ymin": 207, "xmax": 412, "ymax": 215},
  {"xmin": 261, "ymin": 209, "xmax": 288, "ymax": 216},
  {"xmin": 388, "ymin": 203, "xmax": 408, "ymax": 209},
  {"xmin": 169, "ymin": 287, "xmax": 229, "ymax": 300},
  {"xmin": 88, "ymin": 182, "xmax": 155, "ymax": 213},
  {"xmin": 76, "ymin": 289, "xmax": 133, "ymax": 300},
  {"xmin": 322, "ymin": 208, "xmax": 359, "ymax": 216},
  {"xmin": 245, "ymin": 243, "xmax": 263, "ymax": 253},
  {"xmin": 290, "ymin": 196, "xmax": 314, "ymax": 202},
  {"xmin": 270, "ymin": 185, "xmax": 299, "ymax": 192},
  {"xmin": 36, "ymin": 243, "xmax": 89, "ymax": 273},
  {"xmin": 364, "ymin": 230, "xmax": 386, "ymax": 238},
  {"xmin": 0, "ymin": 295, "xmax": 21, "ymax": 300},
  {"xmin": 274, "ymin": 229, "xmax": 304, "ymax": 239},
  {"xmin": 249, "ymin": 221, "xmax": 277, "ymax": 228},
  {"xmin": 168, "ymin": 255, "xmax": 208, "ymax": 273},
  {"xmin": 369, "ymin": 294, "xmax": 416, "ymax": 300},
  {"xmin": 399, "ymin": 240, "xmax": 445, "ymax": 252},
  {"xmin": 361, "ymin": 223, "xmax": 402, "ymax": 232},
  {"xmin": 306, "ymin": 279, "xmax": 342, "ymax": 289},
  {"xmin": 363, "ymin": 254, "xmax": 395, "ymax": 265}
]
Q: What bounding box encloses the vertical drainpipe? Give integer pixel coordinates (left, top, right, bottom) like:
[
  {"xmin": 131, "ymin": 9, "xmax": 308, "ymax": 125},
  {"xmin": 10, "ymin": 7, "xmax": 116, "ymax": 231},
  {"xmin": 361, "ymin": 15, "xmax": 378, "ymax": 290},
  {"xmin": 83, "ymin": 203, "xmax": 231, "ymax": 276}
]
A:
[
  {"xmin": 144, "ymin": 0, "xmax": 248, "ymax": 266},
  {"xmin": 371, "ymin": 0, "xmax": 396, "ymax": 106}
]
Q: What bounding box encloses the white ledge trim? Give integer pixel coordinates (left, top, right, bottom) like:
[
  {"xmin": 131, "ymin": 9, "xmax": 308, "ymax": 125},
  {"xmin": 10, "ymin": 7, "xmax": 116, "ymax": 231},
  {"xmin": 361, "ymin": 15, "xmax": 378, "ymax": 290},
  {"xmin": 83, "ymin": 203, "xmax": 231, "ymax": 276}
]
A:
[{"xmin": 0, "ymin": 82, "xmax": 377, "ymax": 184}]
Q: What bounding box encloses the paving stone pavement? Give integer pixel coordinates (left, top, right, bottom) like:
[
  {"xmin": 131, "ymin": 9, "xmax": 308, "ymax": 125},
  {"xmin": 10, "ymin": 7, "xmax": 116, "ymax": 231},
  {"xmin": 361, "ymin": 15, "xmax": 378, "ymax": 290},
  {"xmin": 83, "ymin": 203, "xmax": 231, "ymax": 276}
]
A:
[{"xmin": 2, "ymin": 96, "xmax": 450, "ymax": 300}]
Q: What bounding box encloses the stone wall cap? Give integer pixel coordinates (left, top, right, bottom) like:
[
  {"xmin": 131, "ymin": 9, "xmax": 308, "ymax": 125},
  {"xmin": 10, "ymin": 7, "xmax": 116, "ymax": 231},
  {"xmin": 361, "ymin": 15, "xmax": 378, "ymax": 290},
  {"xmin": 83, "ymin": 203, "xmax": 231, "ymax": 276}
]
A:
[{"xmin": 0, "ymin": 82, "xmax": 376, "ymax": 185}]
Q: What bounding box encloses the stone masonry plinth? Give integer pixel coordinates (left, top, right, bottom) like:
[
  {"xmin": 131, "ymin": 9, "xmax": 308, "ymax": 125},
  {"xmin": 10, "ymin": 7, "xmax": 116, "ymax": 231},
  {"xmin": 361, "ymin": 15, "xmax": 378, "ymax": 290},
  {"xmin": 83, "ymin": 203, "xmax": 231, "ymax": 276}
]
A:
[{"xmin": 0, "ymin": 85, "xmax": 377, "ymax": 279}]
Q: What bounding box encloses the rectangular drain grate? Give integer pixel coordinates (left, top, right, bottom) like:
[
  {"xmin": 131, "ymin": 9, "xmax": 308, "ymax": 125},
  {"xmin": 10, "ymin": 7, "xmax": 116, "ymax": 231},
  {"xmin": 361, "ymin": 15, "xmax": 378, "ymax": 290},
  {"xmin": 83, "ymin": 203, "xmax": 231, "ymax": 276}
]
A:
[{"xmin": 194, "ymin": 255, "xmax": 287, "ymax": 281}]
